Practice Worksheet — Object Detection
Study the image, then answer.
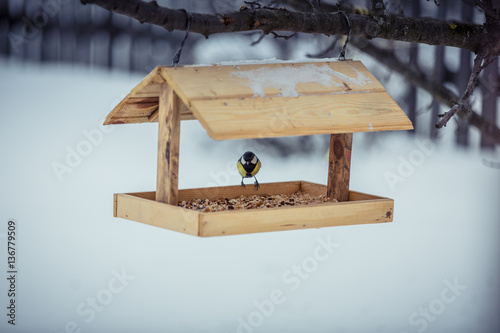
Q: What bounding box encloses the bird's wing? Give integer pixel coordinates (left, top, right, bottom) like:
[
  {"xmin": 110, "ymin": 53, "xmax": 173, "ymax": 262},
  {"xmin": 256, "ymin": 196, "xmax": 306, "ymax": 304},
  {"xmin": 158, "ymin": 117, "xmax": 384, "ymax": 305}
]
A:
[
  {"xmin": 237, "ymin": 161, "xmax": 247, "ymax": 178},
  {"xmin": 251, "ymin": 160, "xmax": 261, "ymax": 176}
]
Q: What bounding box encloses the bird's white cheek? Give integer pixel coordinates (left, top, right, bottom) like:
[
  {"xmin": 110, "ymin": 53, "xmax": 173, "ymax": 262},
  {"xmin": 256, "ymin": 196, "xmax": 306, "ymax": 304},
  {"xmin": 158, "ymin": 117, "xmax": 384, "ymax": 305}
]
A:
[{"xmin": 251, "ymin": 156, "xmax": 257, "ymax": 164}]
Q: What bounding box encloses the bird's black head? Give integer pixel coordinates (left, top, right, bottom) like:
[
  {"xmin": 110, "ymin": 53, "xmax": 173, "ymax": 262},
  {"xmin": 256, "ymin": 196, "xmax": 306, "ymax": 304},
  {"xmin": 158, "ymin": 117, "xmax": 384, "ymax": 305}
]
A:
[{"xmin": 243, "ymin": 151, "xmax": 255, "ymax": 162}]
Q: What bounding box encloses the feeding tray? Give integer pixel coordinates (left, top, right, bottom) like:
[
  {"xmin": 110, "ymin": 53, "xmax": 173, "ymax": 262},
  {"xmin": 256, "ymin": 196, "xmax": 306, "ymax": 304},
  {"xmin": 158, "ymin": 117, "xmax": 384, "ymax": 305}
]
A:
[
  {"xmin": 115, "ymin": 181, "xmax": 393, "ymax": 237},
  {"xmin": 105, "ymin": 60, "xmax": 413, "ymax": 237}
]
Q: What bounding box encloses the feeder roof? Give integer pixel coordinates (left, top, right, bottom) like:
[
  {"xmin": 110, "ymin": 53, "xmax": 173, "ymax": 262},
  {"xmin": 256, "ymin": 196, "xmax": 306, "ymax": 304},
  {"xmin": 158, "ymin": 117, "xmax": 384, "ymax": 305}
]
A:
[{"xmin": 104, "ymin": 60, "xmax": 413, "ymax": 140}]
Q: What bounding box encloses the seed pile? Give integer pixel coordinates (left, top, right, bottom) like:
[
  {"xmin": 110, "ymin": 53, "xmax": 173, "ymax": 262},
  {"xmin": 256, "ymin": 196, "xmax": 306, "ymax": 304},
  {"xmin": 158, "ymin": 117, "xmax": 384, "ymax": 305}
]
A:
[{"xmin": 179, "ymin": 192, "xmax": 338, "ymax": 212}]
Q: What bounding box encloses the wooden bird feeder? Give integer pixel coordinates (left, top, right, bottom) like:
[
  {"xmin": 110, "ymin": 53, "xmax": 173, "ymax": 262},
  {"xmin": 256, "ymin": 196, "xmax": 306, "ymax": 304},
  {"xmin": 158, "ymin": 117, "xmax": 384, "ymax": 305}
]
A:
[{"xmin": 105, "ymin": 60, "xmax": 413, "ymax": 237}]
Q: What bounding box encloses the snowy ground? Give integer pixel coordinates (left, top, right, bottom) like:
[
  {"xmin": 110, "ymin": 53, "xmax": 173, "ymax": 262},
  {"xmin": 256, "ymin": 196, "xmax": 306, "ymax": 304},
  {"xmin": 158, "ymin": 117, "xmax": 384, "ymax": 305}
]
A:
[{"xmin": 0, "ymin": 59, "xmax": 499, "ymax": 333}]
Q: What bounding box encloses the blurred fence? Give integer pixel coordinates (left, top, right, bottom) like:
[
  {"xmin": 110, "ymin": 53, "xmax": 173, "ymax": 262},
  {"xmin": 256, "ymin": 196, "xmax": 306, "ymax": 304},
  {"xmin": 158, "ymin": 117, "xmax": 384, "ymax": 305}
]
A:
[
  {"xmin": 0, "ymin": 0, "xmax": 498, "ymax": 149},
  {"xmin": 0, "ymin": 0, "xmax": 196, "ymax": 72}
]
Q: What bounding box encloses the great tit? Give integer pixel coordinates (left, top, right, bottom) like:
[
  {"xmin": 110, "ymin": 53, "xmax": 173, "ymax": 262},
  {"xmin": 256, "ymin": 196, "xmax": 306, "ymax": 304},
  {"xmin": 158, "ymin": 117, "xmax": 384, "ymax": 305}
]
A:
[{"xmin": 237, "ymin": 151, "xmax": 261, "ymax": 189}]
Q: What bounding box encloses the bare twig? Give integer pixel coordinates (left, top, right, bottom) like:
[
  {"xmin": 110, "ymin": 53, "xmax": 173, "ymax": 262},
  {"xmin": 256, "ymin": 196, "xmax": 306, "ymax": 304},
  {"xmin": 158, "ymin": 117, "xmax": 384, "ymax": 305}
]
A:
[
  {"xmin": 473, "ymin": 0, "xmax": 490, "ymax": 12},
  {"xmin": 370, "ymin": 0, "xmax": 385, "ymax": 15},
  {"xmin": 349, "ymin": 37, "xmax": 500, "ymax": 144},
  {"xmin": 473, "ymin": 0, "xmax": 496, "ymax": 16},
  {"xmin": 244, "ymin": 1, "xmax": 262, "ymax": 9},
  {"xmin": 249, "ymin": 29, "xmax": 296, "ymax": 45},
  {"xmin": 435, "ymin": 52, "xmax": 497, "ymax": 128},
  {"xmin": 482, "ymin": 158, "xmax": 500, "ymax": 169},
  {"xmin": 431, "ymin": 0, "xmax": 500, "ymax": 132},
  {"xmin": 270, "ymin": 31, "xmax": 296, "ymax": 39},
  {"xmin": 243, "ymin": 1, "xmax": 284, "ymax": 11},
  {"xmin": 307, "ymin": 0, "xmax": 321, "ymax": 13},
  {"xmin": 306, "ymin": 36, "xmax": 342, "ymax": 57},
  {"xmin": 250, "ymin": 31, "xmax": 266, "ymax": 45}
]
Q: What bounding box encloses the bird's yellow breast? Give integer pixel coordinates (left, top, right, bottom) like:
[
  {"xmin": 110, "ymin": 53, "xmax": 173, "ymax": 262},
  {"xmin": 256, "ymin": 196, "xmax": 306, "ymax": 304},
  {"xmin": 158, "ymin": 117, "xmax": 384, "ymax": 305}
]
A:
[{"xmin": 237, "ymin": 159, "xmax": 261, "ymax": 177}]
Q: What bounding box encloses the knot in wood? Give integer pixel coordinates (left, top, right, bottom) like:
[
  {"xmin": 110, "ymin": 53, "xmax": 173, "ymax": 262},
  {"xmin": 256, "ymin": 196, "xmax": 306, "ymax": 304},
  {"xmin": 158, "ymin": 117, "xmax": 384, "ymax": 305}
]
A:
[{"xmin": 333, "ymin": 139, "xmax": 344, "ymax": 160}]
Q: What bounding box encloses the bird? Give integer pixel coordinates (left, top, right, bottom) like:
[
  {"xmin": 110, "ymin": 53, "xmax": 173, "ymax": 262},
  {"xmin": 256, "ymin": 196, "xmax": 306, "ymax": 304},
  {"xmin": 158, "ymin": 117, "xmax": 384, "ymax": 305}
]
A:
[{"xmin": 237, "ymin": 151, "xmax": 261, "ymax": 190}]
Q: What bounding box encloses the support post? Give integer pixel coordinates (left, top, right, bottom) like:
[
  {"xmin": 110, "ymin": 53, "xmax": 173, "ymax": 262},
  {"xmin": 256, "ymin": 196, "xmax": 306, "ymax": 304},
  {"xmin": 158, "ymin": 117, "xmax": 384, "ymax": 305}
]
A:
[
  {"xmin": 156, "ymin": 84, "xmax": 181, "ymax": 205},
  {"xmin": 327, "ymin": 133, "xmax": 353, "ymax": 202}
]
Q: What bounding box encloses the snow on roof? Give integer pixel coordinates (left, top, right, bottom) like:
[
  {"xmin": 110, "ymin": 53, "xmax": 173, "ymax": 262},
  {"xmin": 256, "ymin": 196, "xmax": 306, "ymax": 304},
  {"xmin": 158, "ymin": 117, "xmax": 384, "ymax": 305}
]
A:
[
  {"xmin": 104, "ymin": 60, "xmax": 413, "ymax": 140},
  {"xmin": 231, "ymin": 64, "xmax": 372, "ymax": 98}
]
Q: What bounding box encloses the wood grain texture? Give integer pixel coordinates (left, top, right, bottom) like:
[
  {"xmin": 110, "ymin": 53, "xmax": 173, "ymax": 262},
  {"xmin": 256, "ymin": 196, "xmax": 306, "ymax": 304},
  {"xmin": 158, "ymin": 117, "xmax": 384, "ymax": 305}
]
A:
[
  {"xmin": 113, "ymin": 181, "xmax": 395, "ymax": 237},
  {"xmin": 178, "ymin": 181, "xmax": 302, "ymax": 202},
  {"xmin": 156, "ymin": 84, "xmax": 181, "ymax": 205},
  {"xmin": 199, "ymin": 198, "xmax": 393, "ymax": 236},
  {"xmin": 128, "ymin": 181, "xmax": 302, "ymax": 201},
  {"xmin": 148, "ymin": 101, "xmax": 194, "ymax": 122},
  {"xmin": 300, "ymin": 181, "xmax": 328, "ymax": 196},
  {"xmin": 327, "ymin": 133, "xmax": 353, "ymax": 202},
  {"xmin": 115, "ymin": 193, "xmax": 199, "ymax": 236},
  {"xmin": 121, "ymin": 186, "xmax": 389, "ymax": 203},
  {"xmin": 349, "ymin": 191, "xmax": 385, "ymax": 201},
  {"xmin": 103, "ymin": 61, "xmax": 413, "ymax": 138},
  {"xmin": 104, "ymin": 95, "xmax": 194, "ymax": 125},
  {"xmin": 161, "ymin": 61, "xmax": 384, "ymax": 103},
  {"xmin": 104, "ymin": 67, "xmax": 164, "ymax": 125},
  {"xmin": 190, "ymin": 92, "xmax": 412, "ymax": 140}
]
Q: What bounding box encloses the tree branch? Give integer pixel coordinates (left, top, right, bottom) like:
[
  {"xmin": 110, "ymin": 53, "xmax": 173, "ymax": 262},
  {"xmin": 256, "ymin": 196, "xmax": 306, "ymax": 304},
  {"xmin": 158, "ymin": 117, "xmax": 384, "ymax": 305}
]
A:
[
  {"xmin": 431, "ymin": 0, "xmax": 500, "ymax": 128},
  {"xmin": 474, "ymin": 0, "xmax": 499, "ymax": 21},
  {"xmin": 80, "ymin": 0, "xmax": 488, "ymax": 52},
  {"xmin": 435, "ymin": 52, "xmax": 496, "ymax": 128},
  {"xmin": 349, "ymin": 37, "xmax": 500, "ymax": 144},
  {"xmin": 81, "ymin": 0, "xmax": 499, "ymax": 139}
]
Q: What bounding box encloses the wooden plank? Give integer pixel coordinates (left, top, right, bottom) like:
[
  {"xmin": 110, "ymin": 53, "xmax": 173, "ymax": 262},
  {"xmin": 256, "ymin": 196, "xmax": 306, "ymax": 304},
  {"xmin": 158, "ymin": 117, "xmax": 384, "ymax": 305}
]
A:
[
  {"xmin": 190, "ymin": 92, "xmax": 413, "ymax": 140},
  {"xmin": 148, "ymin": 101, "xmax": 194, "ymax": 122},
  {"xmin": 161, "ymin": 61, "xmax": 385, "ymax": 102},
  {"xmin": 104, "ymin": 68, "xmax": 164, "ymax": 125},
  {"xmin": 130, "ymin": 83, "xmax": 162, "ymax": 98},
  {"xmin": 114, "ymin": 183, "xmax": 394, "ymax": 236},
  {"xmin": 300, "ymin": 181, "xmax": 327, "ymax": 196},
  {"xmin": 349, "ymin": 191, "xmax": 387, "ymax": 201},
  {"xmin": 105, "ymin": 96, "xmax": 194, "ymax": 125},
  {"xmin": 127, "ymin": 181, "xmax": 302, "ymax": 202},
  {"xmin": 115, "ymin": 193, "xmax": 200, "ymax": 236},
  {"xmin": 178, "ymin": 181, "xmax": 302, "ymax": 202},
  {"xmin": 104, "ymin": 61, "xmax": 413, "ymax": 139},
  {"xmin": 156, "ymin": 84, "xmax": 181, "ymax": 205},
  {"xmin": 104, "ymin": 94, "xmax": 132, "ymax": 125},
  {"xmin": 120, "ymin": 103, "xmax": 158, "ymax": 118},
  {"xmin": 123, "ymin": 187, "xmax": 389, "ymax": 203},
  {"xmin": 129, "ymin": 67, "xmax": 165, "ymax": 98},
  {"xmin": 199, "ymin": 198, "xmax": 394, "ymax": 236},
  {"xmin": 127, "ymin": 191, "xmax": 156, "ymax": 201},
  {"xmin": 104, "ymin": 116, "xmax": 152, "ymax": 125},
  {"xmin": 327, "ymin": 133, "xmax": 353, "ymax": 202},
  {"xmin": 113, "ymin": 193, "xmax": 118, "ymax": 217},
  {"xmin": 119, "ymin": 97, "xmax": 161, "ymax": 120},
  {"xmin": 104, "ymin": 96, "xmax": 158, "ymax": 125}
]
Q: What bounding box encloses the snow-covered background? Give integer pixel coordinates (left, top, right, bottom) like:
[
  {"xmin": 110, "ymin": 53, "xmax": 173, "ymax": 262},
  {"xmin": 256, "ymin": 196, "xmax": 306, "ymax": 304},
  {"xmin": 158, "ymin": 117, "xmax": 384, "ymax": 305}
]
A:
[{"xmin": 0, "ymin": 51, "xmax": 499, "ymax": 333}]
